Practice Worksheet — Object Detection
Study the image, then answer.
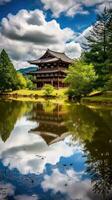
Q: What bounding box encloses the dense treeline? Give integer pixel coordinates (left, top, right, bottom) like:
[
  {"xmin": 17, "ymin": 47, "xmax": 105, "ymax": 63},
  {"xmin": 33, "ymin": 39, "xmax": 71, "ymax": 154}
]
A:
[
  {"xmin": 66, "ymin": 8, "xmax": 112, "ymax": 99},
  {"xmin": 0, "ymin": 49, "xmax": 34, "ymax": 92}
]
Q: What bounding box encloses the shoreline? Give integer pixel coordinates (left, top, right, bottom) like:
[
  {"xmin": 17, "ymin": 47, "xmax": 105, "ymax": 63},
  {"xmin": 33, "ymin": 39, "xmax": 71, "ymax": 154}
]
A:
[
  {"xmin": 82, "ymin": 97, "xmax": 112, "ymax": 105},
  {"xmin": 0, "ymin": 89, "xmax": 112, "ymax": 106},
  {"xmin": 0, "ymin": 91, "xmax": 68, "ymax": 105},
  {"xmin": 0, "ymin": 88, "xmax": 67, "ymax": 100}
]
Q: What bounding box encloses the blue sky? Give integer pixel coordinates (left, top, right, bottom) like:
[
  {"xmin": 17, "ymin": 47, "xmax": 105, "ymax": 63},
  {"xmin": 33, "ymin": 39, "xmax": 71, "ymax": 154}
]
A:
[
  {"xmin": 0, "ymin": 0, "xmax": 97, "ymax": 32},
  {"xmin": 0, "ymin": 0, "xmax": 111, "ymax": 69}
]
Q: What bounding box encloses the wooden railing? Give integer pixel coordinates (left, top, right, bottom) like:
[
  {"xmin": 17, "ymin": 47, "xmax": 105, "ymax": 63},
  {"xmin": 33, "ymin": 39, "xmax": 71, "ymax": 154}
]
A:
[
  {"xmin": 38, "ymin": 67, "xmax": 66, "ymax": 72},
  {"xmin": 34, "ymin": 78, "xmax": 64, "ymax": 82}
]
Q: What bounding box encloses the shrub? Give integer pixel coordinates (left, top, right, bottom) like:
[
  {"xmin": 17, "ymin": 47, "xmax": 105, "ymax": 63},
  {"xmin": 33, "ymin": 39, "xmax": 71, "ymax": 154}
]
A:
[
  {"xmin": 42, "ymin": 84, "xmax": 54, "ymax": 96},
  {"xmin": 17, "ymin": 73, "xmax": 27, "ymax": 89},
  {"xmin": 26, "ymin": 78, "xmax": 35, "ymax": 90}
]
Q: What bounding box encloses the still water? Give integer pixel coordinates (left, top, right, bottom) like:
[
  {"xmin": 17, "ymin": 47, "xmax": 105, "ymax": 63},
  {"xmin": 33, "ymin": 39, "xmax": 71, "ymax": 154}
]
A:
[{"xmin": 0, "ymin": 100, "xmax": 112, "ymax": 200}]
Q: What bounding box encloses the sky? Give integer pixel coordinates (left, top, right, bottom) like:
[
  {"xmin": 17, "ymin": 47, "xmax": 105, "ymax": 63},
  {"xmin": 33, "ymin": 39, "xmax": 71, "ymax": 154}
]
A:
[{"xmin": 0, "ymin": 0, "xmax": 112, "ymax": 69}]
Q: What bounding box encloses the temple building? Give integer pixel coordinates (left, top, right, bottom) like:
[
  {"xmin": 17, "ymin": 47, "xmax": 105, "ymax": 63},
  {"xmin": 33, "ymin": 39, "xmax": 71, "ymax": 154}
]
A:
[{"xmin": 28, "ymin": 49, "xmax": 74, "ymax": 88}]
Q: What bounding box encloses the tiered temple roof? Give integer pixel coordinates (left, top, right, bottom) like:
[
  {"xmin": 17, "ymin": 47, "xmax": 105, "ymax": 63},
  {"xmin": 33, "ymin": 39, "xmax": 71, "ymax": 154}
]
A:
[{"xmin": 28, "ymin": 49, "xmax": 73, "ymax": 65}]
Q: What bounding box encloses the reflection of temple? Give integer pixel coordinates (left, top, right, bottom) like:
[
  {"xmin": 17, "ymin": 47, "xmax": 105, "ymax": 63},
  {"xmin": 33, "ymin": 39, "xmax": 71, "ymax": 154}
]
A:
[{"xmin": 29, "ymin": 103, "xmax": 68, "ymax": 145}]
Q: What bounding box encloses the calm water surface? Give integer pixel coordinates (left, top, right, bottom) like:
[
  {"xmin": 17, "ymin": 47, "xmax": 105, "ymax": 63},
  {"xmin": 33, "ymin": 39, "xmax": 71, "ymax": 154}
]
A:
[{"xmin": 0, "ymin": 100, "xmax": 112, "ymax": 200}]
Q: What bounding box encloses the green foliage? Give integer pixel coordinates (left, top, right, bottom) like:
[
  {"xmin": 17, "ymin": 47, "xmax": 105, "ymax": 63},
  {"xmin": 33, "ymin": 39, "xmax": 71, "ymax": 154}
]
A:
[
  {"xmin": 42, "ymin": 84, "xmax": 54, "ymax": 96},
  {"xmin": 104, "ymin": 76, "xmax": 112, "ymax": 91},
  {"xmin": 83, "ymin": 8, "xmax": 112, "ymax": 87},
  {"xmin": 0, "ymin": 49, "xmax": 35, "ymax": 91},
  {"xmin": 26, "ymin": 78, "xmax": 35, "ymax": 90},
  {"xmin": 0, "ymin": 49, "xmax": 18, "ymax": 91},
  {"xmin": 65, "ymin": 60, "xmax": 97, "ymax": 98},
  {"xmin": 16, "ymin": 72, "xmax": 35, "ymax": 90},
  {"xmin": 17, "ymin": 73, "xmax": 27, "ymax": 89}
]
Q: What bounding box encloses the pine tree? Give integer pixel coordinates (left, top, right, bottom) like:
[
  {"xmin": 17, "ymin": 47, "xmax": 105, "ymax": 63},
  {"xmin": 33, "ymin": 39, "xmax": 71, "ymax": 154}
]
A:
[
  {"xmin": 106, "ymin": 8, "xmax": 112, "ymax": 74},
  {"xmin": 0, "ymin": 49, "xmax": 18, "ymax": 91},
  {"xmin": 83, "ymin": 8, "xmax": 111, "ymax": 87}
]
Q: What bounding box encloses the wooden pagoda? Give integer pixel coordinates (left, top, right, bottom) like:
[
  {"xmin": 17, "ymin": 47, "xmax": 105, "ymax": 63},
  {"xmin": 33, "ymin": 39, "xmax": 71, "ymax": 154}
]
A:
[{"xmin": 28, "ymin": 49, "xmax": 73, "ymax": 88}]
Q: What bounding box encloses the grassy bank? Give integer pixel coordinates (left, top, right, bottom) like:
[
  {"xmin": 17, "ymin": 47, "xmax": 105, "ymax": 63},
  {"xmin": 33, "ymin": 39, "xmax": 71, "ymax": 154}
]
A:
[
  {"xmin": 0, "ymin": 88, "xmax": 68, "ymax": 102},
  {"xmin": 1, "ymin": 88, "xmax": 112, "ymax": 105},
  {"xmin": 82, "ymin": 92, "xmax": 112, "ymax": 105}
]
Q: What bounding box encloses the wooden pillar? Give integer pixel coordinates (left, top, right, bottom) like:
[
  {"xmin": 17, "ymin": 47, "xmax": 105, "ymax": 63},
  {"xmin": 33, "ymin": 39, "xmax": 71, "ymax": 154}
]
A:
[
  {"xmin": 57, "ymin": 77, "xmax": 59, "ymax": 89},
  {"xmin": 51, "ymin": 79, "xmax": 53, "ymax": 86}
]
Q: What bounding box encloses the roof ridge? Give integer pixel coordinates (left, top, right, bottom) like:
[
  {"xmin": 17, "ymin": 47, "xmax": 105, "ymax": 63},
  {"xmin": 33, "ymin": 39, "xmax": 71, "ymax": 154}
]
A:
[
  {"xmin": 48, "ymin": 49, "xmax": 65, "ymax": 55},
  {"xmin": 28, "ymin": 49, "xmax": 74, "ymax": 64}
]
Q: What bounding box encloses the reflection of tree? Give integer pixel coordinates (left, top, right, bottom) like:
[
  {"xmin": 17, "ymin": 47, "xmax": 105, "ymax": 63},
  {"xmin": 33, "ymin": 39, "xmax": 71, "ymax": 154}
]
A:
[
  {"xmin": 83, "ymin": 108, "xmax": 112, "ymax": 199},
  {"xmin": 66, "ymin": 104, "xmax": 112, "ymax": 198},
  {"xmin": 66, "ymin": 104, "xmax": 97, "ymax": 142},
  {"xmin": 0, "ymin": 100, "xmax": 32, "ymax": 142},
  {"xmin": 43, "ymin": 101, "xmax": 57, "ymax": 113}
]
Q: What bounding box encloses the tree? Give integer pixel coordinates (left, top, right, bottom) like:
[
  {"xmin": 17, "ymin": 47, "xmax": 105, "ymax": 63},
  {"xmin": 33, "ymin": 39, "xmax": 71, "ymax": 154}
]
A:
[
  {"xmin": 104, "ymin": 75, "xmax": 112, "ymax": 91},
  {"xmin": 0, "ymin": 49, "xmax": 18, "ymax": 91},
  {"xmin": 42, "ymin": 84, "xmax": 54, "ymax": 96},
  {"xmin": 64, "ymin": 60, "xmax": 96, "ymax": 100},
  {"xmin": 106, "ymin": 8, "xmax": 112, "ymax": 75},
  {"xmin": 17, "ymin": 72, "xmax": 35, "ymax": 90},
  {"xmin": 16, "ymin": 72, "xmax": 27, "ymax": 89},
  {"xmin": 26, "ymin": 76, "xmax": 36, "ymax": 90},
  {"xmin": 83, "ymin": 8, "xmax": 111, "ymax": 87},
  {"xmin": 26, "ymin": 78, "xmax": 35, "ymax": 90}
]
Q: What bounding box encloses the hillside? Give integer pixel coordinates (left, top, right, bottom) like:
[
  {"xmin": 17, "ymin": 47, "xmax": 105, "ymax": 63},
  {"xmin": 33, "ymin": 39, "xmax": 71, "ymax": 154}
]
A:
[{"xmin": 17, "ymin": 67, "xmax": 37, "ymax": 75}]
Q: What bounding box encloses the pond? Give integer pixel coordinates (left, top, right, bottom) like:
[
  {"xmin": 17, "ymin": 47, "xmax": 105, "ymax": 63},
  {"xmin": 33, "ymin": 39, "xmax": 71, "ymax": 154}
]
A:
[{"xmin": 0, "ymin": 100, "xmax": 112, "ymax": 200}]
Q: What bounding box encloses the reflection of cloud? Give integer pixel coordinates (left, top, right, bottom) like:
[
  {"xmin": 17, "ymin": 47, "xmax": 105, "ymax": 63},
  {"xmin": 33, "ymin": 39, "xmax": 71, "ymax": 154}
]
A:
[
  {"xmin": 41, "ymin": 169, "xmax": 92, "ymax": 200},
  {"xmin": 0, "ymin": 182, "xmax": 15, "ymax": 200},
  {"xmin": 15, "ymin": 194, "xmax": 39, "ymax": 200},
  {"xmin": 0, "ymin": 115, "xmax": 83, "ymax": 175}
]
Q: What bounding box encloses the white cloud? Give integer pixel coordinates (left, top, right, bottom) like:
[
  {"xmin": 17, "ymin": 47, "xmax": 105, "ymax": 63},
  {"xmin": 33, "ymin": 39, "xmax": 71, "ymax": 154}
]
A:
[
  {"xmin": 41, "ymin": 0, "xmax": 111, "ymax": 18},
  {"xmin": 1, "ymin": 9, "xmax": 73, "ymax": 44},
  {"xmin": 96, "ymin": 1, "xmax": 112, "ymax": 13},
  {"xmin": 76, "ymin": 25, "xmax": 93, "ymax": 48},
  {"xmin": 65, "ymin": 42, "xmax": 82, "ymax": 58},
  {"xmin": 41, "ymin": 0, "xmax": 89, "ymax": 18},
  {"xmin": 0, "ymin": 9, "xmax": 81, "ymax": 69},
  {"xmin": 41, "ymin": 168, "xmax": 93, "ymax": 200}
]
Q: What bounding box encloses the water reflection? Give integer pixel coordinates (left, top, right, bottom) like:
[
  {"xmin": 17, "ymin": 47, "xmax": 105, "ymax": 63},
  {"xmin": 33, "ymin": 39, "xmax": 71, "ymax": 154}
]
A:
[
  {"xmin": 29, "ymin": 102, "xmax": 69, "ymax": 144},
  {"xmin": 66, "ymin": 104, "xmax": 112, "ymax": 199},
  {"xmin": 0, "ymin": 100, "xmax": 32, "ymax": 142},
  {"xmin": 0, "ymin": 100, "xmax": 111, "ymax": 199}
]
